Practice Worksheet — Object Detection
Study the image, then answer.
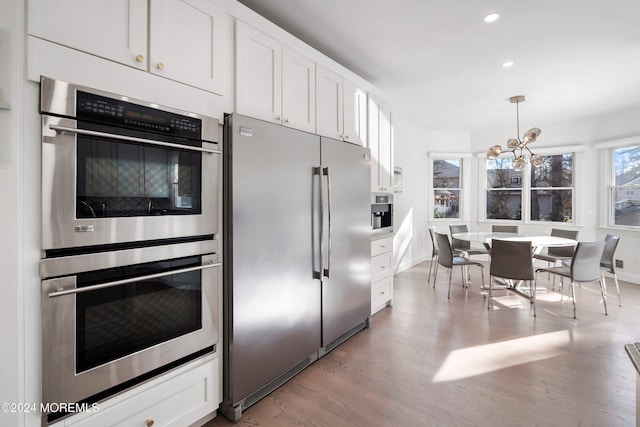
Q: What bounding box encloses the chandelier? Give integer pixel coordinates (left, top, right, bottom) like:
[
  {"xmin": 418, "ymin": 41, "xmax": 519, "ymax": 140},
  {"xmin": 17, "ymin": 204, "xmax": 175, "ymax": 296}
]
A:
[{"xmin": 486, "ymin": 95, "xmax": 543, "ymax": 171}]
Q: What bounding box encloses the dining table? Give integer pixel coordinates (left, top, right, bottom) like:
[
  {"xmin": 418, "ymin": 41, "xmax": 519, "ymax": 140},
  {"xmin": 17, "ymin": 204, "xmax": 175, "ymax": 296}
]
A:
[
  {"xmin": 451, "ymin": 231, "xmax": 577, "ymax": 256},
  {"xmin": 451, "ymin": 231, "xmax": 578, "ymax": 297}
]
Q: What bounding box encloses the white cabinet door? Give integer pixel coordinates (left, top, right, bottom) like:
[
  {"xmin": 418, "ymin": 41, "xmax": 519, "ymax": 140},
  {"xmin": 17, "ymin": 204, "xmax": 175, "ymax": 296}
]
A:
[
  {"xmin": 380, "ymin": 103, "xmax": 393, "ymax": 192},
  {"xmin": 235, "ymin": 21, "xmax": 282, "ymax": 124},
  {"xmin": 368, "ymin": 95, "xmax": 393, "ymax": 192},
  {"xmin": 368, "ymin": 95, "xmax": 381, "ymax": 192},
  {"xmin": 28, "ymin": 0, "xmax": 148, "ymax": 70},
  {"xmin": 343, "ymin": 79, "xmax": 367, "ymax": 146},
  {"xmin": 149, "ymin": 0, "xmax": 227, "ymax": 95},
  {"xmin": 315, "ymin": 64, "xmax": 343, "ymax": 140},
  {"xmin": 282, "ymin": 47, "xmax": 315, "ymax": 133}
]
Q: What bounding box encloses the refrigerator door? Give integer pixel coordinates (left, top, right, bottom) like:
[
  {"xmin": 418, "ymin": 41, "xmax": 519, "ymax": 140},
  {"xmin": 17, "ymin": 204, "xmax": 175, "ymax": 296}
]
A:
[
  {"xmin": 225, "ymin": 115, "xmax": 321, "ymax": 405},
  {"xmin": 320, "ymin": 137, "xmax": 372, "ymax": 346}
]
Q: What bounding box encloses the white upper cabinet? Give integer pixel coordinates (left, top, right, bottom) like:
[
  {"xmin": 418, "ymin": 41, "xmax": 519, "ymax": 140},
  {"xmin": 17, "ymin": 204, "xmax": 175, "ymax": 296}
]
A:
[
  {"xmin": 316, "ymin": 64, "xmax": 366, "ymax": 146},
  {"xmin": 369, "ymin": 95, "xmax": 394, "ymax": 192},
  {"xmin": 236, "ymin": 21, "xmax": 315, "ymax": 133},
  {"xmin": 28, "ymin": 0, "xmax": 227, "ymax": 95},
  {"xmin": 282, "ymin": 47, "xmax": 316, "ymax": 133},
  {"xmin": 343, "ymin": 79, "xmax": 368, "ymax": 147},
  {"xmin": 149, "ymin": 0, "xmax": 227, "ymax": 94},
  {"xmin": 28, "ymin": 0, "xmax": 148, "ymax": 68}
]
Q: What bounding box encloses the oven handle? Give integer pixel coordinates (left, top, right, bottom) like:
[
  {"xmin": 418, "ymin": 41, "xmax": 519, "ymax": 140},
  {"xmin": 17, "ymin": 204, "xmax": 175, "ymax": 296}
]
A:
[
  {"xmin": 48, "ymin": 124, "xmax": 222, "ymax": 155},
  {"xmin": 47, "ymin": 262, "xmax": 221, "ymax": 298}
]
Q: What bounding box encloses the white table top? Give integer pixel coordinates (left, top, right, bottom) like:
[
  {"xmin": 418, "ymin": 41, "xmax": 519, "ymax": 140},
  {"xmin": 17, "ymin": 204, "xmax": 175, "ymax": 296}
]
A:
[{"xmin": 452, "ymin": 232, "xmax": 577, "ymax": 248}]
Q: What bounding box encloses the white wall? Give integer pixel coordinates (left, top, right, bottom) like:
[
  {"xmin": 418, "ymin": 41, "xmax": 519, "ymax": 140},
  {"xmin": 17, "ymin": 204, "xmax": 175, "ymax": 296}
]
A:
[
  {"xmin": 392, "ymin": 115, "xmax": 472, "ymax": 272},
  {"xmin": 0, "ymin": 0, "xmax": 23, "ymax": 426}
]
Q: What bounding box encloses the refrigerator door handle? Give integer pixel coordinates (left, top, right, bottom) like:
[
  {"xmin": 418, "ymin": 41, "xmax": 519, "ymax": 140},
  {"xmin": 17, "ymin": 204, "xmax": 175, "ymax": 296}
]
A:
[
  {"xmin": 314, "ymin": 166, "xmax": 324, "ymax": 280},
  {"xmin": 323, "ymin": 167, "xmax": 332, "ymax": 278}
]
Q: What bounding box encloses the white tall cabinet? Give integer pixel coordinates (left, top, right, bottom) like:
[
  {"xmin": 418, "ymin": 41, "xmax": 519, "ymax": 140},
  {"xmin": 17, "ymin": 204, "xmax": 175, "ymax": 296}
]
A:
[
  {"xmin": 235, "ymin": 21, "xmax": 316, "ymax": 133},
  {"xmin": 368, "ymin": 95, "xmax": 394, "ymax": 192},
  {"xmin": 316, "ymin": 64, "xmax": 367, "ymax": 146},
  {"xmin": 28, "ymin": 0, "xmax": 228, "ymax": 95}
]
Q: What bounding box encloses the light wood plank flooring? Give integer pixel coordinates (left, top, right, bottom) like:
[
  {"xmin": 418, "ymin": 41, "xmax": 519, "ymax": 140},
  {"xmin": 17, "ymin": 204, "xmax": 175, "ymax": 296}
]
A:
[{"xmin": 206, "ymin": 261, "xmax": 639, "ymax": 426}]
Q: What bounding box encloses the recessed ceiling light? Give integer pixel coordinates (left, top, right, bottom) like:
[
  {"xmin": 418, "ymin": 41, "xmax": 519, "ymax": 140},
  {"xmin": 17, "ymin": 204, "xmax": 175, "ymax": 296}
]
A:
[
  {"xmin": 484, "ymin": 13, "xmax": 500, "ymax": 23},
  {"xmin": 502, "ymin": 61, "xmax": 514, "ymax": 68}
]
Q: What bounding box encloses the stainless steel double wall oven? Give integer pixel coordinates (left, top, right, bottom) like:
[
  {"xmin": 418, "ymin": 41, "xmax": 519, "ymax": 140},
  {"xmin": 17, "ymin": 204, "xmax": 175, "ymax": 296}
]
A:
[{"xmin": 39, "ymin": 77, "xmax": 222, "ymax": 424}]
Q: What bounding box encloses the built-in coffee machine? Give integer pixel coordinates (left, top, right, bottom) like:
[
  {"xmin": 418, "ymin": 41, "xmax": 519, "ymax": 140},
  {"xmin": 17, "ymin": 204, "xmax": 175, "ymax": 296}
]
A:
[{"xmin": 371, "ymin": 193, "xmax": 393, "ymax": 236}]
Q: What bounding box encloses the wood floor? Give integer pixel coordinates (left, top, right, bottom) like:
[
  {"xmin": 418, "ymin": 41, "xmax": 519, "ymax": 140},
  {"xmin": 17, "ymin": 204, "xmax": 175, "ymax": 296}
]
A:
[{"xmin": 206, "ymin": 261, "xmax": 639, "ymax": 426}]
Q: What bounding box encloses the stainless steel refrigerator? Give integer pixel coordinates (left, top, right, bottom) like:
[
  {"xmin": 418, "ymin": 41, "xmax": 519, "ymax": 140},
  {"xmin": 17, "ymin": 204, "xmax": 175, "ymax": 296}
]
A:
[{"xmin": 221, "ymin": 114, "xmax": 371, "ymax": 421}]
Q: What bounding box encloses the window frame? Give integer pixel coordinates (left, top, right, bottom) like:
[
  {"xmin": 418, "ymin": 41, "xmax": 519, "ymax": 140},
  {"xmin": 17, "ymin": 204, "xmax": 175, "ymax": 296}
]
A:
[
  {"xmin": 479, "ymin": 146, "xmax": 580, "ymax": 225},
  {"xmin": 606, "ymin": 141, "xmax": 640, "ymax": 229},
  {"xmin": 428, "ymin": 153, "xmax": 471, "ymax": 221}
]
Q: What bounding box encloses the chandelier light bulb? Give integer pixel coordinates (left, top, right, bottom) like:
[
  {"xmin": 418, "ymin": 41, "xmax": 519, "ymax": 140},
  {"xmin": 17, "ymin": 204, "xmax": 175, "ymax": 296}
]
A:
[
  {"xmin": 512, "ymin": 157, "xmax": 526, "ymax": 171},
  {"xmin": 507, "ymin": 138, "xmax": 519, "ymax": 149},
  {"xmin": 530, "ymin": 153, "xmax": 544, "ymax": 167}
]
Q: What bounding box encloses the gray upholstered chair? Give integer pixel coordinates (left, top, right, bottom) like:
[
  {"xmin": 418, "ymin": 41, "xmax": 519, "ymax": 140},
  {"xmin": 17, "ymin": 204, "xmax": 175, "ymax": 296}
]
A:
[
  {"xmin": 489, "ymin": 239, "xmax": 536, "ymax": 314},
  {"xmin": 449, "ymin": 224, "xmax": 489, "ymax": 257},
  {"xmin": 600, "ymin": 234, "xmax": 622, "ymax": 306},
  {"xmin": 535, "ymin": 241, "xmax": 606, "ymax": 319},
  {"xmin": 492, "ymin": 225, "xmax": 519, "ymax": 233},
  {"xmin": 533, "ymin": 228, "xmax": 578, "ymax": 266},
  {"xmin": 427, "ymin": 226, "xmax": 439, "ymax": 283},
  {"xmin": 433, "ymin": 232, "xmax": 485, "ymax": 299}
]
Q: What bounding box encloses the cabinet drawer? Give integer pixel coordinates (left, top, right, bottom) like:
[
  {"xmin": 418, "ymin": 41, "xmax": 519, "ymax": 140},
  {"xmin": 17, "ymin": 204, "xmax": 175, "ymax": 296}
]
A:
[
  {"xmin": 371, "ymin": 251, "xmax": 392, "ymax": 282},
  {"xmin": 66, "ymin": 358, "xmax": 219, "ymax": 427},
  {"xmin": 371, "ymin": 236, "xmax": 393, "ymax": 257},
  {"xmin": 371, "ymin": 275, "xmax": 392, "ymax": 314}
]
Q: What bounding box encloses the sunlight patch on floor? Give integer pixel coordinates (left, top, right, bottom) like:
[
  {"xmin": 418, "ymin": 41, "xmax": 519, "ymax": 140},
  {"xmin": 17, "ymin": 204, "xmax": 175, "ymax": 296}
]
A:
[{"xmin": 432, "ymin": 329, "xmax": 571, "ymax": 383}]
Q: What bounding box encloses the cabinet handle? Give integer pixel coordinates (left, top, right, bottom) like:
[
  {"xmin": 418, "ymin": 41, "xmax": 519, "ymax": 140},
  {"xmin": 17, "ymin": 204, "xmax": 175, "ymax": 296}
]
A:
[
  {"xmin": 156, "ymin": 62, "xmax": 165, "ymax": 70},
  {"xmin": 285, "ymin": 118, "xmax": 290, "ymax": 123},
  {"xmin": 380, "ymin": 291, "xmax": 386, "ymax": 295},
  {"xmin": 344, "ymin": 134, "xmax": 350, "ymax": 139},
  {"xmin": 276, "ymin": 115, "xmax": 282, "ymax": 121},
  {"xmin": 146, "ymin": 420, "xmax": 155, "ymax": 427},
  {"xmin": 380, "ymin": 266, "xmax": 385, "ymax": 270},
  {"xmin": 380, "ymin": 245, "xmax": 385, "ymax": 249},
  {"xmin": 135, "ymin": 54, "xmax": 144, "ymax": 63}
]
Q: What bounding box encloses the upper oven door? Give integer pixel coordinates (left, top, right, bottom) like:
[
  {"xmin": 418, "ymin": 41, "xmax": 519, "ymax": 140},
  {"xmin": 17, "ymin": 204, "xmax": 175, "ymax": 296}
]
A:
[{"xmin": 42, "ymin": 115, "xmax": 220, "ymax": 251}]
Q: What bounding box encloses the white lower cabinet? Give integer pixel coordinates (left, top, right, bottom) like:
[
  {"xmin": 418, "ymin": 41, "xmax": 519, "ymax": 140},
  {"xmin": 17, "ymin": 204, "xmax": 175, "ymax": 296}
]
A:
[
  {"xmin": 58, "ymin": 357, "xmax": 219, "ymax": 427},
  {"xmin": 371, "ymin": 236, "xmax": 393, "ymax": 314}
]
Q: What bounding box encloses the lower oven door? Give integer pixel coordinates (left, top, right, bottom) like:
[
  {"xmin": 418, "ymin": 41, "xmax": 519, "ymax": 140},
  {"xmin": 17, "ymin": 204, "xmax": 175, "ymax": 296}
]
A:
[{"xmin": 41, "ymin": 251, "xmax": 220, "ymax": 406}]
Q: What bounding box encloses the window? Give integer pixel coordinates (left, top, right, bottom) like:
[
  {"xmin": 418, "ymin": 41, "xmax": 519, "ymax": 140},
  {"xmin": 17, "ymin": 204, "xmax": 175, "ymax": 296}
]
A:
[
  {"xmin": 486, "ymin": 158, "xmax": 522, "ymax": 220},
  {"xmin": 530, "ymin": 154, "xmax": 573, "ymax": 222},
  {"xmin": 612, "ymin": 145, "xmax": 640, "ymax": 227},
  {"xmin": 484, "ymin": 152, "xmax": 575, "ymax": 223},
  {"xmin": 433, "ymin": 159, "xmax": 462, "ymax": 219}
]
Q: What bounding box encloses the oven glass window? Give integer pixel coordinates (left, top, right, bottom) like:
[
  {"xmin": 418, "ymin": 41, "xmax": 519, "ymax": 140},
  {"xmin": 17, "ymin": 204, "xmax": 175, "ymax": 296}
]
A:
[
  {"xmin": 76, "ymin": 137, "xmax": 202, "ymax": 218},
  {"xmin": 75, "ymin": 256, "xmax": 202, "ymax": 373}
]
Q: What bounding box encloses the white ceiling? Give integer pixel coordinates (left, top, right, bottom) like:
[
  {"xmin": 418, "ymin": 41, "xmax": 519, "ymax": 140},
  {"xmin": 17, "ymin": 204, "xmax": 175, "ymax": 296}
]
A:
[{"xmin": 236, "ymin": 0, "xmax": 640, "ymax": 134}]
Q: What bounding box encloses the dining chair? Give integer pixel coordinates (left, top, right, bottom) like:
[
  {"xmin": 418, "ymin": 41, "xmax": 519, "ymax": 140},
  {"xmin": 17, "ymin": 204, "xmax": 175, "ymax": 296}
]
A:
[
  {"xmin": 533, "ymin": 228, "xmax": 578, "ymax": 265},
  {"xmin": 433, "ymin": 232, "xmax": 485, "ymax": 298},
  {"xmin": 492, "ymin": 225, "xmax": 519, "ymax": 233},
  {"xmin": 449, "ymin": 224, "xmax": 488, "ymax": 257},
  {"xmin": 488, "ymin": 239, "xmax": 535, "ymax": 315},
  {"xmin": 600, "ymin": 234, "xmax": 622, "ymax": 306},
  {"xmin": 533, "ymin": 228, "xmax": 578, "ymax": 288},
  {"xmin": 535, "ymin": 241, "xmax": 606, "ymax": 319},
  {"xmin": 427, "ymin": 226, "xmax": 439, "ymax": 283}
]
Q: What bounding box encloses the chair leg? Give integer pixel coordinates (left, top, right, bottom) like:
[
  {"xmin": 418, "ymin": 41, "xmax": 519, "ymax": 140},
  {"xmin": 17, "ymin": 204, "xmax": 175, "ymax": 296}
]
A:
[
  {"xmin": 614, "ymin": 273, "xmax": 622, "ymax": 306},
  {"xmin": 570, "ymin": 281, "xmax": 577, "ymax": 319},
  {"xmin": 599, "ymin": 278, "xmax": 608, "ymax": 315},
  {"xmin": 433, "ymin": 262, "xmax": 440, "ymax": 289},
  {"xmin": 531, "ymin": 280, "xmax": 536, "ymax": 317},
  {"xmin": 488, "ymin": 275, "xmax": 492, "ymax": 309},
  {"xmin": 447, "ymin": 268, "xmax": 452, "ymax": 299},
  {"xmin": 428, "ymin": 255, "xmax": 434, "ymax": 283},
  {"xmin": 460, "ymin": 266, "xmax": 467, "ymax": 288}
]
